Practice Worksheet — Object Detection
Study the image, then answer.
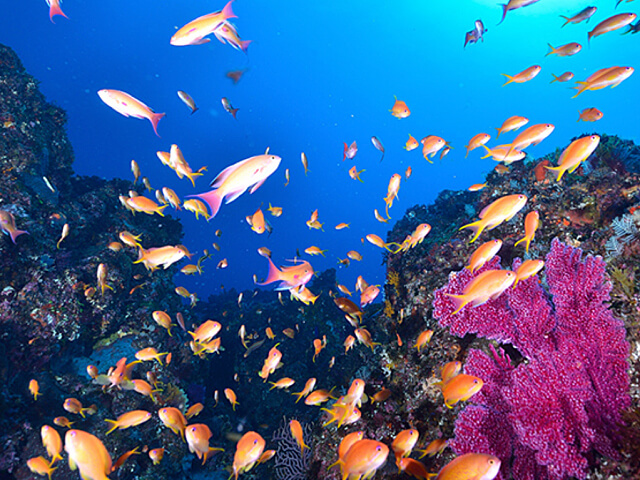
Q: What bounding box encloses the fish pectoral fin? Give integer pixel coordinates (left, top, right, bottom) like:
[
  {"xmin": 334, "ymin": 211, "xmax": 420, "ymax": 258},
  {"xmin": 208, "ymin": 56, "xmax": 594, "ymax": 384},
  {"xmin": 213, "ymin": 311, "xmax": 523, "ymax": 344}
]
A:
[
  {"xmin": 224, "ymin": 187, "xmax": 248, "ymax": 204},
  {"xmin": 191, "ymin": 38, "xmax": 212, "ymax": 46},
  {"xmin": 250, "ymin": 178, "xmax": 267, "ymax": 194}
]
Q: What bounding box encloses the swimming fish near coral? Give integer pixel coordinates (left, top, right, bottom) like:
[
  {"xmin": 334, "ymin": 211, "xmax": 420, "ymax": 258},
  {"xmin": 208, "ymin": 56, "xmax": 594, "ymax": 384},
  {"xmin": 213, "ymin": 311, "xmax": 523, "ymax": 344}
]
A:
[
  {"xmin": 0, "ymin": 210, "xmax": 28, "ymax": 244},
  {"xmin": 255, "ymin": 257, "xmax": 314, "ymax": 290},
  {"xmin": 446, "ymin": 270, "xmax": 516, "ymax": 314},
  {"xmin": 460, "ymin": 194, "xmax": 528, "ymax": 243}
]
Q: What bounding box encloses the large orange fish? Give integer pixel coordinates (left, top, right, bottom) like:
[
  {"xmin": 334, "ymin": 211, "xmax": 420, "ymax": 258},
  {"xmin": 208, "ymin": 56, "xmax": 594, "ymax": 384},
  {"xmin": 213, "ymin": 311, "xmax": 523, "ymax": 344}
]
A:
[
  {"xmin": 495, "ymin": 115, "xmax": 528, "ymax": 138},
  {"xmin": 232, "ymin": 431, "xmax": 265, "ymax": 479},
  {"xmin": 442, "ymin": 374, "xmax": 484, "ymax": 408},
  {"xmin": 501, "ymin": 65, "xmax": 541, "ymax": 86},
  {"xmin": 460, "ymin": 194, "xmax": 528, "ymax": 243},
  {"xmin": 170, "ymin": 1, "xmax": 237, "ymax": 46},
  {"xmin": 158, "ymin": 407, "xmax": 187, "ymax": 440},
  {"xmin": 185, "ymin": 424, "xmax": 224, "ymax": 465},
  {"xmin": 256, "ymin": 257, "xmax": 314, "ymax": 290},
  {"xmin": 572, "ymin": 66, "xmax": 634, "ymax": 98},
  {"xmin": 588, "ymin": 13, "xmax": 637, "ymax": 43},
  {"xmin": 328, "ymin": 431, "xmax": 364, "ymax": 470},
  {"xmin": 446, "ymin": 270, "xmax": 516, "ymax": 314},
  {"xmin": 189, "ymin": 149, "xmax": 281, "ymax": 218},
  {"xmin": 64, "ymin": 430, "xmax": 112, "ymax": 480},
  {"xmin": 545, "ymin": 135, "xmax": 600, "ymax": 181},
  {"xmin": 98, "ymin": 90, "xmax": 165, "ymax": 136},
  {"xmin": 340, "ymin": 439, "xmax": 389, "ymax": 480},
  {"xmin": 391, "ymin": 429, "xmax": 419, "ymax": 464},
  {"xmin": 435, "ymin": 453, "xmax": 501, "ymax": 480}
]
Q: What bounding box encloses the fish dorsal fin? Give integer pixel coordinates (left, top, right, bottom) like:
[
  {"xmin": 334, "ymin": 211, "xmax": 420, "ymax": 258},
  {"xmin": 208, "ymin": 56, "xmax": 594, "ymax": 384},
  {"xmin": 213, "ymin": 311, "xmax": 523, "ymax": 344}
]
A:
[{"xmin": 265, "ymin": 147, "xmax": 270, "ymax": 154}]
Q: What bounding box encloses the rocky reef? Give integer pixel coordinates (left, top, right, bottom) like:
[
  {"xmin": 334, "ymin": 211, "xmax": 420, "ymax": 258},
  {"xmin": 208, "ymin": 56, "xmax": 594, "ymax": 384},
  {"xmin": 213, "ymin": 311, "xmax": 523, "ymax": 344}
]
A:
[{"xmin": 1, "ymin": 40, "xmax": 639, "ymax": 480}]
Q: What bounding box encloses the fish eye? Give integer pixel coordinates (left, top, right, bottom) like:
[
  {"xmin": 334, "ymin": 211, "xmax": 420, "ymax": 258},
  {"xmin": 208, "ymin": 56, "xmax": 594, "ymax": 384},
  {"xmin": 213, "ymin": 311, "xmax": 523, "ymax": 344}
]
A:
[
  {"xmin": 376, "ymin": 446, "xmax": 381, "ymax": 451},
  {"xmin": 489, "ymin": 459, "xmax": 495, "ymax": 464},
  {"xmin": 473, "ymin": 379, "xmax": 479, "ymax": 383},
  {"xmin": 253, "ymin": 440, "xmax": 258, "ymax": 444}
]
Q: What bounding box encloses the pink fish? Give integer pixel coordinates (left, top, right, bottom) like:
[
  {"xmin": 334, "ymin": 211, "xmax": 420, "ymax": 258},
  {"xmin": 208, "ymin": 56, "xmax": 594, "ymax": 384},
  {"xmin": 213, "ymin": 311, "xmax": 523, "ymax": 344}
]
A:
[
  {"xmin": 0, "ymin": 211, "xmax": 28, "ymax": 244},
  {"xmin": 170, "ymin": 1, "xmax": 236, "ymax": 46},
  {"xmin": 343, "ymin": 141, "xmax": 357, "ymax": 161},
  {"xmin": 98, "ymin": 89, "xmax": 165, "ymax": 136},
  {"xmin": 46, "ymin": 0, "xmax": 68, "ymax": 22},
  {"xmin": 189, "ymin": 149, "xmax": 280, "ymax": 218}
]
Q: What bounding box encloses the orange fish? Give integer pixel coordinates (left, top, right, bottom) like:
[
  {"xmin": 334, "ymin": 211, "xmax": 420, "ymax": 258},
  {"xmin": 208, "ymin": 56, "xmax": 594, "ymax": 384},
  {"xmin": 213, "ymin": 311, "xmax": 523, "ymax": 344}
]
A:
[
  {"xmin": 384, "ymin": 173, "xmax": 401, "ymax": 217},
  {"xmin": 588, "ymin": 13, "xmax": 637, "ymax": 43},
  {"xmin": 214, "ymin": 22, "xmax": 252, "ymax": 53},
  {"xmin": 546, "ymin": 42, "xmax": 581, "ymax": 57},
  {"xmin": 420, "ymin": 136, "xmax": 446, "ymax": 163},
  {"xmin": 514, "ymin": 259, "xmax": 545, "ymax": 286},
  {"xmin": 312, "ymin": 336, "xmax": 327, "ymax": 362},
  {"xmin": 258, "ymin": 344, "xmax": 283, "ymax": 381},
  {"xmin": 152, "ymin": 311, "xmax": 174, "ymax": 336},
  {"xmin": 256, "ymin": 257, "xmax": 314, "ymax": 290},
  {"xmin": 158, "ymin": 407, "xmax": 187, "ymax": 440},
  {"xmin": 578, "ymin": 107, "xmax": 603, "ymax": 122},
  {"xmin": 186, "ymin": 403, "xmax": 204, "ymax": 420},
  {"xmin": 41, "ymin": 425, "xmax": 63, "ymax": 463},
  {"xmin": 439, "ymin": 361, "xmax": 462, "ymax": 386},
  {"xmin": 498, "ymin": 0, "xmax": 542, "ymax": 24},
  {"xmin": 349, "ymin": 165, "xmax": 365, "ymax": 182},
  {"xmin": 414, "ymin": 330, "xmax": 433, "ymax": 353},
  {"xmin": 398, "ymin": 457, "xmax": 430, "ymax": 479},
  {"xmin": 189, "ymin": 320, "xmax": 222, "ymax": 344},
  {"xmin": 418, "ymin": 438, "xmax": 449, "ymax": 458},
  {"xmin": 305, "ymin": 246, "xmax": 327, "ymax": 256},
  {"xmin": 572, "ymin": 66, "xmax": 634, "ymax": 98},
  {"xmin": 365, "ymin": 234, "xmax": 395, "ymax": 252},
  {"xmin": 467, "ymin": 239, "xmax": 502, "ymax": 273},
  {"xmin": 335, "ymin": 223, "xmax": 350, "ymax": 230},
  {"xmin": 390, "ymin": 97, "xmax": 410, "ymax": 118},
  {"xmin": 465, "ymin": 133, "xmax": 491, "ymax": 157},
  {"xmin": 63, "ymin": 398, "xmax": 93, "ymax": 418},
  {"xmin": 105, "ymin": 410, "xmax": 151, "ymax": 435},
  {"xmin": 442, "ymin": 374, "xmax": 484, "ymax": 408},
  {"xmin": 170, "ymin": 1, "xmax": 236, "ymax": 46},
  {"xmin": 328, "ymin": 431, "xmax": 364, "ymax": 470},
  {"xmin": 372, "ymin": 388, "xmax": 392, "ymax": 403},
  {"xmin": 190, "ymin": 150, "xmax": 281, "ymax": 218},
  {"xmin": 135, "ymin": 347, "xmax": 168, "ymax": 365},
  {"xmin": 126, "ymin": 196, "xmax": 167, "ymax": 216},
  {"xmin": 27, "ymin": 456, "xmax": 57, "ymax": 480},
  {"xmin": 64, "ymin": 429, "xmax": 112, "ymax": 480},
  {"xmin": 446, "ymin": 270, "xmax": 516, "ymax": 314},
  {"xmin": 185, "ymin": 424, "xmax": 224, "ymax": 465},
  {"xmin": 290, "ymin": 420, "xmax": 309, "ymax": 455},
  {"xmin": 0, "ymin": 210, "xmax": 29, "ymax": 244},
  {"xmin": 98, "ymin": 90, "xmax": 165, "ymax": 136},
  {"xmin": 354, "ymin": 328, "xmax": 380, "ymax": 351},
  {"xmin": 149, "ymin": 448, "xmax": 164, "ymax": 465},
  {"xmin": 495, "ymin": 115, "xmax": 529, "ymax": 138},
  {"xmin": 226, "ymin": 69, "xmax": 247, "ymax": 84},
  {"xmin": 480, "ymin": 144, "xmax": 526, "ymax": 164},
  {"xmin": 360, "ymin": 285, "xmax": 380, "ymax": 307},
  {"xmin": 501, "ymin": 65, "xmax": 541, "ymax": 86},
  {"xmin": 246, "ymin": 207, "xmax": 268, "ymax": 234},
  {"xmin": 435, "ymin": 453, "xmax": 501, "ymax": 480},
  {"xmin": 269, "ymin": 377, "xmax": 295, "ymax": 390},
  {"xmin": 344, "ymin": 335, "xmax": 356, "ymax": 353},
  {"xmin": 225, "ymin": 388, "xmax": 239, "ymax": 410},
  {"xmin": 404, "ymin": 135, "xmax": 419, "ymax": 151},
  {"xmin": 504, "ymin": 123, "xmax": 555, "ymax": 159},
  {"xmin": 292, "ymin": 378, "xmax": 317, "ymax": 403},
  {"xmin": 545, "ymin": 135, "xmax": 600, "ymax": 181},
  {"xmin": 550, "ymin": 72, "xmax": 574, "ymax": 83},
  {"xmin": 392, "ymin": 429, "xmax": 419, "ymax": 465},
  {"xmin": 340, "ymin": 439, "xmax": 389, "ymax": 480},
  {"xmin": 560, "ymin": 6, "xmax": 597, "ymax": 27},
  {"xmin": 29, "ymin": 379, "xmax": 41, "ymax": 400},
  {"xmin": 514, "ymin": 211, "xmax": 540, "ymax": 252},
  {"xmin": 53, "ymin": 416, "xmax": 74, "ymax": 429},
  {"xmin": 304, "ymin": 388, "xmax": 336, "ymax": 406},
  {"xmin": 232, "ymin": 431, "xmax": 265, "ymax": 479},
  {"xmin": 460, "ymin": 194, "xmax": 528, "ymax": 243}
]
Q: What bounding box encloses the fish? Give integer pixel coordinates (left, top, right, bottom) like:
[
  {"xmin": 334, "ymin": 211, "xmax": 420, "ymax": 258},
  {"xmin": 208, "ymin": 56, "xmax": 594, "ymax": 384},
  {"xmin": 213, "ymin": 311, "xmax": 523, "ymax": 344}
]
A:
[
  {"xmin": 64, "ymin": 429, "xmax": 112, "ymax": 480},
  {"xmin": 267, "ymin": 203, "xmax": 282, "ymax": 217},
  {"xmin": 135, "ymin": 245, "xmax": 191, "ymax": 271},
  {"xmin": 371, "ymin": 136, "xmax": 385, "ymax": 161},
  {"xmin": 404, "ymin": 135, "xmax": 419, "ymax": 151},
  {"xmin": 365, "ymin": 234, "xmax": 395, "ymax": 252},
  {"xmin": 405, "ymin": 166, "xmax": 412, "ymax": 179},
  {"xmin": 189, "ymin": 149, "xmax": 281, "ymax": 218},
  {"xmin": 258, "ymin": 344, "xmax": 283, "ymax": 381},
  {"xmin": 578, "ymin": 107, "xmax": 603, "ymax": 122},
  {"xmin": 152, "ymin": 311, "xmax": 174, "ymax": 336},
  {"xmin": 335, "ymin": 297, "xmax": 364, "ymax": 321},
  {"xmin": 440, "ymin": 146, "xmax": 451, "ymax": 160},
  {"xmin": 550, "ymin": 72, "xmax": 574, "ymax": 83},
  {"xmin": 225, "ymin": 388, "xmax": 239, "ymax": 410},
  {"xmin": 45, "ymin": 0, "xmax": 68, "ymax": 22},
  {"xmin": 460, "ymin": 194, "xmax": 528, "ymax": 243},
  {"xmin": 503, "ymin": 123, "xmax": 555, "ymax": 159},
  {"xmin": 177, "ymin": 90, "xmax": 198, "ymax": 114},
  {"xmin": 289, "ymin": 420, "xmax": 309, "ymax": 455},
  {"xmin": 162, "ymin": 187, "xmax": 181, "ymax": 210},
  {"xmin": 305, "ymin": 388, "xmax": 336, "ymax": 405},
  {"xmin": 27, "ymin": 456, "xmax": 57, "ymax": 480},
  {"xmin": 343, "ymin": 141, "xmax": 358, "ymax": 161},
  {"xmin": 349, "ymin": 165, "xmax": 365, "ymax": 182},
  {"xmin": 0, "ymin": 210, "xmax": 28, "ymax": 243},
  {"xmin": 327, "ymin": 431, "xmax": 365, "ymax": 470},
  {"xmin": 119, "ymin": 231, "xmax": 142, "ymax": 248},
  {"xmin": 170, "ymin": 0, "xmax": 236, "ymax": 46},
  {"xmin": 158, "ymin": 407, "xmax": 187, "ymax": 440},
  {"xmin": 588, "ymin": 13, "xmax": 637, "ymax": 43},
  {"xmin": 414, "ymin": 330, "xmax": 433, "ymax": 353},
  {"xmin": 312, "ymin": 336, "xmax": 327, "ymax": 362},
  {"xmin": 435, "ymin": 453, "xmax": 501, "ymax": 480},
  {"xmin": 374, "ymin": 209, "xmax": 388, "ymax": 223},
  {"xmin": 372, "ymin": 388, "xmax": 391, "ymax": 403},
  {"xmin": 546, "ymin": 42, "xmax": 581, "ymax": 57},
  {"xmin": 53, "ymin": 417, "xmax": 74, "ymax": 429},
  {"xmin": 418, "ymin": 438, "xmax": 449, "ymax": 458},
  {"xmin": 572, "ymin": 66, "xmax": 634, "ymax": 98},
  {"xmin": 446, "ymin": 270, "xmax": 517, "ymax": 314},
  {"xmin": 185, "ymin": 424, "xmax": 224, "ymax": 465},
  {"xmin": 468, "ymin": 183, "xmax": 487, "ymax": 192},
  {"xmin": 284, "ymin": 168, "xmax": 290, "ymax": 186},
  {"xmin": 514, "ymin": 211, "xmax": 540, "ymax": 252},
  {"xmin": 501, "ymin": 65, "xmax": 541, "ymax": 86},
  {"xmin": 498, "ymin": 0, "xmax": 542, "ymax": 25},
  {"xmin": 29, "ymin": 379, "xmax": 41, "ymax": 400},
  {"xmin": 269, "ymin": 377, "xmax": 295, "ymax": 390},
  {"xmin": 545, "ymin": 135, "xmax": 600, "ymax": 181},
  {"xmin": 514, "ymin": 259, "xmax": 545, "ymax": 286},
  {"xmin": 340, "ymin": 439, "xmax": 389, "ymax": 480},
  {"xmin": 464, "ymin": 19, "xmax": 487, "ymax": 47},
  {"xmin": 232, "ymin": 431, "xmax": 265, "ymax": 479},
  {"xmin": 126, "ymin": 195, "xmax": 167, "ymax": 216},
  {"xmin": 104, "ymin": 410, "xmax": 151, "ymax": 435},
  {"xmin": 390, "ymin": 96, "xmax": 410, "ymax": 118},
  {"xmin": 344, "ymin": 335, "xmax": 356, "ymax": 353},
  {"xmin": 442, "ymin": 374, "xmax": 484, "ymax": 408},
  {"xmin": 96, "ymin": 263, "xmax": 113, "ymax": 295},
  {"xmin": 420, "ymin": 135, "xmax": 446, "ymax": 163},
  {"xmin": 466, "ymin": 239, "xmax": 502, "ymax": 273},
  {"xmin": 226, "ymin": 69, "xmax": 247, "ymax": 84},
  {"xmin": 392, "ymin": 429, "xmax": 419, "ymax": 465},
  {"xmin": 301, "ymin": 152, "xmax": 309, "ymax": 175},
  {"xmin": 107, "ymin": 241, "xmax": 123, "ymax": 252},
  {"xmin": 305, "ymin": 246, "xmax": 327, "ymax": 256},
  {"xmin": 292, "ymin": 378, "xmax": 316, "ymax": 403},
  {"xmin": 360, "ymin": 285, "xmax": 380, "ymax": 307},
  {"xmin": 290, "ymin": 285, "xmax": 319, "ymax": 305},
  {"xmin": 97, "ymin": 89, "xmax": 165, "ymax": 136},
  {"xmin": 213, "ymin": 22, "xmax": 252, "ymax": 52},
  {"xmin": 246, "ymin": 208, "xmax": 268, "ymax": 234},
  {"xmin": 560, "ymin": 7, "xmax": 597, "ymax": 27},
  {"xmin": 41, "ymin": 425, "xmax": 63, "ymax": 463},
  {"xmin": 355, "ymin": 327, "xmax": 380, "ymax": 351},
  {"xmin": 398, "ymin": 458, "xmax": 430, "ymax": 479},
  {"xmin": 384, "ymin": 173, "xmax": 401, "ymax": 217},
  {"xmin": 465, "ymin": 133, "xmax": 491, "ymax": 158},
  {"xmin": 149, "ymin": 448, "xmax": 164, "ymax": 465},
  {"xmin": 186, "ymin": 403, "xmax": 204, "ymax": 419},
  {"xmin": 135, "ymin": 347, "xmax": 168, "ymax": 365},
  {"xmin": 256, "ymin": 257, "xmax": 314, "ymax": 290},
  {"xmin": 217, "ymin": 258, "xmax": 228, "ymax": 269},
  {"xmin": 480, "ymin": 144, "xmax": 525, "ymax": 164},
  {"xmin": 131, "ymin": 160, "xmax": 140, "ymax": 184},
  {"xmin": 221, "ymin": 97, "xmax": 239, "ymax": 119},
  {"xmin": 495, "ymin": 115, "xmax": 528, "ymax": 138}
]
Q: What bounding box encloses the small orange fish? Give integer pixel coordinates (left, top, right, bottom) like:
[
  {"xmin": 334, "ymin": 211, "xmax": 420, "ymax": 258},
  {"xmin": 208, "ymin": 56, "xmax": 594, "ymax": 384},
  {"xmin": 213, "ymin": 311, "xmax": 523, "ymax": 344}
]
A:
[
  {"xmin": 335, "ymin": 223, "xmax": 350, "ymax": 230},
  {"xmin": 384, "ymin": 173, "xmax": 401, "ymax": 217},
  {"xmin": 446, "ymin": 270, "xmax": 516, "ymax": 314},
  {"xmin": 349, "ymin": 165, "xmax": 365, "ymax": 182},
  {"xmin": 501, "ymin": 65, "xmax": 541, "ymax": 86},
  {"xmin": 514, "ymin": 211, "xmax": 540, "ymax": 252},
  {"xmin": 588, "ymin": 13, "xmax": 637, "ymax": 43},
  {"xmin": 405, "ymin": 166, "xmax": 412, "ymax": 179},
  {"xmin": 256, "ymin": 257, "xmax": 314, "ymax": 290},
  {"xmin": 269, "ymin": 377, "xmax": 295, "ymax": 390},
  {"xmin": 442, "ymin": 374, "xmax": 484, "ymax": 408},
  {"xmin": 578, "ymin": 107, "xmax": 603, "ymax": 122},
  {"xmin": 465, "ymin": 133, "xmax": 491, "ymax": 158},
  {"xmin": 546, "ymin": 42, "xmax": 581, "ymax": 57},
  {"xmin": 312, "ymin": 336, "xmax": 327, "ymax": 362},
  {"xmin": 63, "ymin": 398, "xmax": 92, "ymax": 418},
  {"xmin": 360, "ymin": 285, "xmax": 380, "ymax": 307},
  {"xmin": 467, "ymin": 239, "xmax": 503, "ymax": 273},
  {"xmin": 499, "ymin": 0, "xmax": 542, "ymax": 25},
  {"xmin": 551, "ymin": 72, "xmax": 574, "ymax": 83},
  {"xmin": 225, "ymin": 388, "xmax": 239, "ymax": 410},
  {"xmin": 420, "ymin": 135, "xmax": 446, "ymax": 163},
  {"xmin": 414, "ymin": 330, "xmax": 433, "ymax": 353},
  {"xmin": 460, "ymin": 194, "xmax": 528, "ymax": 243},
  {"xmin": 246, "ymin": 207, "xmax": 268, "ymax": 234},
  {"xmin": 372, "ymin": 388, "xmax": 392, "ymax": 403},
  {"xmin": 495, "ymin": 115, "xmax": 529, "ymax": 138},
  {"xmin": 152, "ymin": 311, "xmax": 174, "ymax": 336},
  {"xmin": 135, "ymin": 347, "xmax": 168, "ymax": 365},
  {"xmin": 29, "ymin": 379, "xmax": 41, "ymax": 400},
  {"xmin": 305, "ymin": 388, "xmax": 336, "ymax": 406},
  {"xmin": 170, "ymin": 0, "xmax": 236, "ymax": 46},
  {"xmin": 514, "ymin": 259, "xmax": 545, "ymax": 286},
  {"xmin": 158, "ymin": 407, "xmax": 187, "ymax": 440},
  {"xmin": 468, "ymin": 183, "xmax": 487, "ymax": 192},
  {"xmin": 292, "ymin": 378, "xmax": 317, "ymax": 403},
  {"xmin": 41, "ymin": 425, "xmax": 63, "ymax": 463},
  {"xmin": 398, "ymin": 457, "xmax": 430, "ymax": 479},
  {"xmin": 344, "ymin": 335, "xmax": 356, "ymax": 353},
  {"xmin": 185, "ymin": 424, "xmax": 224, "ymax": 465},
  {"xmin": 258, "ymin": 344, "xmax": 283, "ymax": 381},
  {"xmin": 418, "ymin": 438, "xmax": 449, "ymax": 458},
  {"xmin": 545, "ymin": 135, "xmax": 600, "ymax": 181},
  {"xmin": 392, "ymin": 429, "xmax": 420, "ymax": 465},
  {"xmin": 404, "ymin": 135, "xmax": 419, "ymax": 151},
  {"xmin": 355, "ymin": 327, "xmax": 380, "ymax": 351},
  {"xmin": 290, "ymin": 420, "xmax": 309, "ymax": 455},
  {"xmin": 186, "ymin": 403, "xmax": 204, "ymax": 419},
  {"xmin": 149, "ymin": 448, "xmax": 164, "ymax": 465},
  {"xmin": 105, "ymin": 410, "xmax": 152, "ymax": 435},
  {"xmin": 53, "ymin": 417, "xmax": 74, "ymax": 429},
  {"xmin": 390, "ymin": 97, "xmax": 410, "ymax": 118}
]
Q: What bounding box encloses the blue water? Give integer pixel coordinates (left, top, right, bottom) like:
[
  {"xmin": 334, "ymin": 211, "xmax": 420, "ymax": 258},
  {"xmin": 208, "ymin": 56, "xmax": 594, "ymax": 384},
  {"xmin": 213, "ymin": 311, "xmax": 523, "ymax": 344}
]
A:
[{"xmin": 3, "ymin": 0, "xmax": 639, "ymax": 298}]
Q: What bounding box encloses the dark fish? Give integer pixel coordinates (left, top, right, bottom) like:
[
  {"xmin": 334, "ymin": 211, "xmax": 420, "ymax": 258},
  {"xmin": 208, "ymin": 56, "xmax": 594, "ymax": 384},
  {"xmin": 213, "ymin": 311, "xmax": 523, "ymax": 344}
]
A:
[
  {"xmin": 464, "ymin": 29, "xmax": 479, "ymax": 48},
  {"xmin": 370, "ymin": 136, "xmax": 385, "ymax": 162},
  {"xmin": 474, "ymin": 20, "xmax": 487, "ymax": 41},
  {"xmin": 560, "ymin": 6, "xmax": 597, "ymax": 27},
  {"xmin": 623, "ymin": 20, "xmax": 640, "ymax": 34},
  {"xmin": 465, "ymin": 19, "xmax": 487, "ymax": 47}
]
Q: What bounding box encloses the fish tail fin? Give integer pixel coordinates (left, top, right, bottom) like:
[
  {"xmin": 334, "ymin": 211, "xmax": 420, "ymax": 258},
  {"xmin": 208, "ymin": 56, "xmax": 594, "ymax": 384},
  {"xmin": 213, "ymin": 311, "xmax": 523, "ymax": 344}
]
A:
[
  {"xmin": 230, "ymin": 108, "xmax": 239, "ymax": 119},
  {"xmin": 501, "ymin": 74, "xmax": 514, "ymax": 87},
  {"xmin": 240, "ymin": 40, "xmax": 252, "ymax": 53},
  {"xmin": 156, "ymin": 204, "xmax": 168, "ymax": 217},
  {"xmin": 49, "ymin": 3, "xmax": 68, "ymax": 22},
  {"xmin": 459, "ymin": 220, "xmax": 485, "ymax": 243},
  {"xmin": 189, "ymin": 189, "xmax": 223, "ymax": 219},
  {"xmin": 479, "ymin": 144, "xmax": 493, "ymax": 159},
  {"xmin": 9, "ymin": 229, "xmax": 28, "ymax": 244},
  {"xmin": 513, "ymin": 235, "xmax": 527, "ymax": 249},
  {"xmin": 343, "ymin": 142, "xmax": 347, "ymax": 161},
  {"xmin": 256, "ymin": 256, "xmax": 281, "ymax": 286},
  {"xmin": 494, "ymin": 127, "xmax": 502, "ymax": 139},
  {"xmin": 559, "ymin": 15, "xmax": 570, "ymax": 27},
  {"xmin": 186, "ymin": 171, "xmax": 204, "ymax": 188},
  {"xmin": 327, "ymin": 459, "xmax": 343, "ymax": 471},
  {"xmin": 292, "ymin": 391, "xmax": 305, "ymax": 403},
  {"xmin": 498, "ymin": 4, "xmax": 508, "ymax": 24},
  {"xmin": 546, "ymin": 43, "xmax": 556, "ymax": 56},
  {"xmin": 149, "ymin": 112, "xmax": 166, "ymax": 137},
  {"xmin": 544, "ymin": 164, "xmax": 565, "ymax": 181},
  {"xmin": 104, "ymin": 419, "xmax": 119, "ymax": 435},
  {"xmin": 445, "ymin": 293, "xmax": 469, "ymax": 315},
  {"xmin": 222, "ymin": 0, "xmax": 237, "ymax": 20},
  {"xmin": 464, "ymin": 146, "xmax": 470, "ymax": 158},
  {"xmin": 550, "ymin": 73, "xmax": 559, "ymax": 83}
]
